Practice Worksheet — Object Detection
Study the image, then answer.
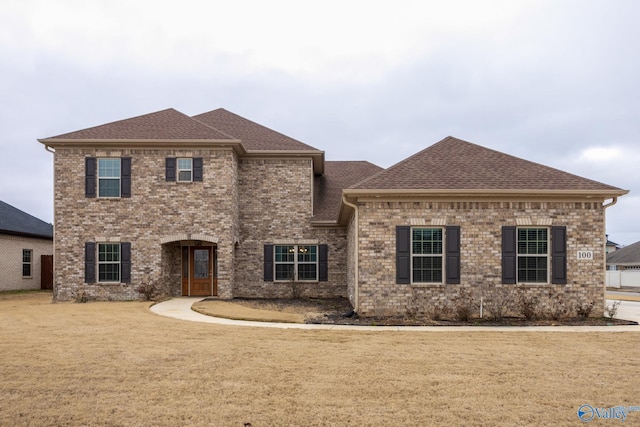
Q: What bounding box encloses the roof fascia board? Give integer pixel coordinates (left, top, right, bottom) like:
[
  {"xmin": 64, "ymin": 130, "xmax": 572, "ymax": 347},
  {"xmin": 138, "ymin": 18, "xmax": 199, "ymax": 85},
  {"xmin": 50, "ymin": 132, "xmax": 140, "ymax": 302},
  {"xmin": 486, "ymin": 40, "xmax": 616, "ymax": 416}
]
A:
[
  {"xmin": 0, "ymin": 229, "xmax": 53, "ymax": 240},
  {"xmin": 343, "ymin": 188, "xmax": 629, "ymax": 200},
  {"xmin": 38, "ymin": 138, "xmax": 248, "ymax": 155},
  {"xmin": 245, "ymin": 150, "xmax": 325, "ymax": 174}
]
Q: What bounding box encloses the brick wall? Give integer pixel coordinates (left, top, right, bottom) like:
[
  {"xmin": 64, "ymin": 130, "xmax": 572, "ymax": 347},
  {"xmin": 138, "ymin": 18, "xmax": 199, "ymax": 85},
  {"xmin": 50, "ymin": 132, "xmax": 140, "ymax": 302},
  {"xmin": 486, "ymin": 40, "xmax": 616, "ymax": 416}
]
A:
[
  {"xmin": 53, "ymin": 149, "xmax": 348, "ymax": 301},
  {"xmin": 234, "ymin": 158, "xmax": 348, "ymax": 299},
  {"xmin": 53, "ymin": 148, "xmax": 239, "ymax": 300},
  {"xmin": 0, "ymin": 234, "xmax": 53, "ymax": 291},
  {"xmin": 354, "ymin": 200, "xmax": 607, "ymax": 318}
]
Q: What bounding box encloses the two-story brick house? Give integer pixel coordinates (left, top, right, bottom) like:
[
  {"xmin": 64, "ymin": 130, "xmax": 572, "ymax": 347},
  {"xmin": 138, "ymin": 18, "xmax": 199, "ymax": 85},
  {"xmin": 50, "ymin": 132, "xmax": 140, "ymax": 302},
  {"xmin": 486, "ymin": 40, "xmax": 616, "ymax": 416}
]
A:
[{"xmin": 40, "ymin": 108, "xmax": 627, "ymax": 317}]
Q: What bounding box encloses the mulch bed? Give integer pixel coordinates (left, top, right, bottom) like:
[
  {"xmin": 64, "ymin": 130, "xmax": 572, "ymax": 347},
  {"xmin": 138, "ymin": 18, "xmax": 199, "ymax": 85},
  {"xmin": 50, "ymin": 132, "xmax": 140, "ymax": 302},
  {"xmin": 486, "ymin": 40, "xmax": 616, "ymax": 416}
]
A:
[{"xmin": 233, "ymin": 297, "xmax": 638, "ymax": 327}]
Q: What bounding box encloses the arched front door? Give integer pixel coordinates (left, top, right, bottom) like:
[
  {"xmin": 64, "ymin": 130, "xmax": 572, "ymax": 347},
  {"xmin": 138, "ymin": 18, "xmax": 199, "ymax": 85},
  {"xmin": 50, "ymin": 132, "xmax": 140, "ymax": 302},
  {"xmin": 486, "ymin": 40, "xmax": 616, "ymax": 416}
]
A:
[{"xmin": 181, "ymin": 246, "xmax": 217, "ymax": 296}]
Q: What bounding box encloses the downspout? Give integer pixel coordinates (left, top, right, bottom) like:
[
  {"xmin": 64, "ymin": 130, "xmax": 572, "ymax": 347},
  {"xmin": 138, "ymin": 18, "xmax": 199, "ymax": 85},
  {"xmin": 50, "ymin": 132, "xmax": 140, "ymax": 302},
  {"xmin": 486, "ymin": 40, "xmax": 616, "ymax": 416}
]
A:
[
  {"xmin": 44, "ymin": 143, "xmax": 56, "ymax": 299},
  {"xmin": 602, "ymin": 197, "xmax": 618, "ymax": 209},
  {"xmin": 602, "ymin": 197, "xmax": 618, "ymax": 304},
  {"xmin": 342, "ymin": 195, "xmax": 359, "ymax": 313}
]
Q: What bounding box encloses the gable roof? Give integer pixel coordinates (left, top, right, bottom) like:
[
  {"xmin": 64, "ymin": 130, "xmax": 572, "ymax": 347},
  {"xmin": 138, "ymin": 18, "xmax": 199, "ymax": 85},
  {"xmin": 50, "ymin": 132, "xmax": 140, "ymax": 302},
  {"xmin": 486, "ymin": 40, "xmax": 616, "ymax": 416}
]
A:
[
  {"xmin": 350, "ymin": 136, "xmax": 627, "ymax": 196},
  {"xmin": 193, "ymin": 108, "xmax": 320, "ymax": 152},
  {"xmin": 41, "ymin": 109, "xmax": 236, "ymax": 141},
  {"xmin": 607, "ymin": 241, "xmax": 640, "ymax": 265},
  {"xmin": 313, "ymin": 161, "xmax": 383, "ymax": 222},
  {"xmin": 0, "ymin": 201, "xmax": 53, "ymax": 240}
]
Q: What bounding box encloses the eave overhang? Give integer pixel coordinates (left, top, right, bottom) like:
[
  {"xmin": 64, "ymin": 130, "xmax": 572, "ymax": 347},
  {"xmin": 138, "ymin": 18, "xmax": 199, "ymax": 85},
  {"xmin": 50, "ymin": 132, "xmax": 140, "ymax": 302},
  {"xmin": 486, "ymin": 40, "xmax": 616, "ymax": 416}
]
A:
[
  {"xmin": 246, "ymin": 150, "xmax": 325, "ymax": 175},
  {"xmin": 335, "ymin": 187, "xmax": 629, "ymax": 226},
  {"xmin": 38, "ymin": 138, "xmax": 248, "ymax": 156},
  {"xmin": 38, "ymin": 139, "xmax": 326, "ymax": 173}
]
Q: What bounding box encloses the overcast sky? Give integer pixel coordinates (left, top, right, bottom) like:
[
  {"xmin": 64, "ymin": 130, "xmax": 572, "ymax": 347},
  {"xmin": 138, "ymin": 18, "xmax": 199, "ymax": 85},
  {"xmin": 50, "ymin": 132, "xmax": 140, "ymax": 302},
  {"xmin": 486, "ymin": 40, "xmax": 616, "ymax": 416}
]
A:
[{"xmin": 1, "ymin": 0, "xmax": 639, "ymax": 245}]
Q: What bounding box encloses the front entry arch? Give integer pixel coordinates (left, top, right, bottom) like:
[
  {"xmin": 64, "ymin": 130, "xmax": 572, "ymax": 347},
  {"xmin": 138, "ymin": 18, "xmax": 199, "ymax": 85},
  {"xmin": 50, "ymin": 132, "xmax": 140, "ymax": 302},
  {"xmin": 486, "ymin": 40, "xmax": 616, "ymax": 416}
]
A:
[{"xmin": 181, "ymin": 245, "xmax": 217, "ymax": 296}]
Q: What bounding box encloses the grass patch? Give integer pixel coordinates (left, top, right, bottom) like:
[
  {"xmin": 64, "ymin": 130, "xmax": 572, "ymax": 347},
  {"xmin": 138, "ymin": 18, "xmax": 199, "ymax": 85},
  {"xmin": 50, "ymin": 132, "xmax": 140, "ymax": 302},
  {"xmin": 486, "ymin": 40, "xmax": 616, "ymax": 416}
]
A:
[{"xmin": 1, "ymin": 293, "xmax": 639, "ymax": 426}]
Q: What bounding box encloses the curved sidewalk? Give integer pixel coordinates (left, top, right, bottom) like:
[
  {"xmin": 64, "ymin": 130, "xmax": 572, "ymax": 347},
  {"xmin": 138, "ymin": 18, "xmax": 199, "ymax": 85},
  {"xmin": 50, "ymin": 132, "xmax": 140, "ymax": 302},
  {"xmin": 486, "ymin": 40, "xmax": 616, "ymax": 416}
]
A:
[{"xmin": 150, "ymin": 297, "xmax": 640, "ymax": 332}]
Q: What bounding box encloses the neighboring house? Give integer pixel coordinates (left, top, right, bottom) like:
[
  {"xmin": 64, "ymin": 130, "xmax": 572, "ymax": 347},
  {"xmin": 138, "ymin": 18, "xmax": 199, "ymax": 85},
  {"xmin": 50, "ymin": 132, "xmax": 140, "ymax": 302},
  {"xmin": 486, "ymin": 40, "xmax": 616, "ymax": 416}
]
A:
[
  {"xmin": 0, "ymin": 201, "xmax": 53, "ymax": 291},
  {"xmin": 39, "ymin": 108, "xmax": 628, "ymax": 317},
  {"xmin": 606, "ymin": 241, "xmax": 640, "ymax": 288},
  {"xmin": 606, "ymin": 235, "xmax": 621, "ymax": 254}
]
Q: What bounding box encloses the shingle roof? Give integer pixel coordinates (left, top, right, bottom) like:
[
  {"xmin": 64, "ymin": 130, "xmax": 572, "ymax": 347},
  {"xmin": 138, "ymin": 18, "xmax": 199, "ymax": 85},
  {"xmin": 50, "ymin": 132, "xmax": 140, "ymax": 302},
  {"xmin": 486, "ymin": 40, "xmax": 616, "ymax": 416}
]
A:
[
  {"xmin": 313, "ymin": 161, "xmax": 383, "ymax": 221},
  {"xmin": 351, "ymin": 136, "xmax": 626, "ymax": 193},
  {"xmin": 193, "ymin": 108, "xmax": 320, "ymax": 151},
  {"xmin": 607, "ymin": 241, "xmax": 640, "ymax": 265},
  {"xmin": 0, "ymin": 201, "xmax": 53, "ymax": 239},
  {"xmin": 44, "ymin": 108, "xmax": 235, "ymax": 140}
]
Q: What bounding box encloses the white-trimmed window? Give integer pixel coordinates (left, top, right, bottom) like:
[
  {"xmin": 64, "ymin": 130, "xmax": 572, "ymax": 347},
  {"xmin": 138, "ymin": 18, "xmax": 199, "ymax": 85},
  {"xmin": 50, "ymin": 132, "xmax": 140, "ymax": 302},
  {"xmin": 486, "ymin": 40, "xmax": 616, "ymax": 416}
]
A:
[
  {"xmin": 517, "ymin": 227, "xmax": 549, "ymax": 283},
  {"xmin": 411, "ymin": 228, "xmax": 443, "ymax": 283},
  {"xmin": 177, "ymin": 158, "xmax": 193, "ymax": 182},
  {"xmin": 98, "ymin": 158, "xmax": 121, "ymax": 197},
  {"xmin": 22, "ymin": 249, "xmax": 32, "ymax": 277},
  {"xmin": 274, "ymin": 245, "xmax": 318, "ymax": 281},
  {"xmin": 98, "ymin": 243, "xmax": 120, "ymax": 282}
]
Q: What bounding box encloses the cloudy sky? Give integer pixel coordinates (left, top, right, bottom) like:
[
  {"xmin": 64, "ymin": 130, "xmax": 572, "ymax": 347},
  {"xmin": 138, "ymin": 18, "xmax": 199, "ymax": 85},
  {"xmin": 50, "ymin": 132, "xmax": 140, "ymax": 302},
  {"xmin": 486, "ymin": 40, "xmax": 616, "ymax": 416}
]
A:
[{"xmin": 1, "ymin": 0, "xmax": 639, "ymax": 245}]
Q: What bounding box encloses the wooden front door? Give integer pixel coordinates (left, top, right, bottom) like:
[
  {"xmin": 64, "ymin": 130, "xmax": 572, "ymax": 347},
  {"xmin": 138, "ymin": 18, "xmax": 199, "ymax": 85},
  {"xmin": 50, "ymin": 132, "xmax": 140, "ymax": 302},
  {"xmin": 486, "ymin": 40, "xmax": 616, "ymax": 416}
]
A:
[{"xmin": 182, "ymin": 246, "xmax": 217, "ymax": 296}]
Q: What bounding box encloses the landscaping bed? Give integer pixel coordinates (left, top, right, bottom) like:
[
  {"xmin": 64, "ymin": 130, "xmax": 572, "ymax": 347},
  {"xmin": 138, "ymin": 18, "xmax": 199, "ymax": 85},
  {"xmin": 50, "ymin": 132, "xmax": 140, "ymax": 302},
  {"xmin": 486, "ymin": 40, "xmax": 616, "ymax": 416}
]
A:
[{"xmin": 193, "ymin": 297, "xmax": 638, "ymax": 326}]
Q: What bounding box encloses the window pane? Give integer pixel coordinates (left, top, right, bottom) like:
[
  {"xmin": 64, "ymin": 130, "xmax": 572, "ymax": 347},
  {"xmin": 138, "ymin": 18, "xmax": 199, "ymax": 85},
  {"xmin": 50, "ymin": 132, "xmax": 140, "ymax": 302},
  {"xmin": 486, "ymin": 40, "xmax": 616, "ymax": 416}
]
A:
[
  {"xmin": 275, "ymin": 246, "xmax": 295, "ymax": 262},
  {"xmin": 298, "ymin": 264, "xmax": 317, "ymax": 280},
  {"xmin": 194, "ymin": 249, "xmax": 209, "ymax": 279},
  {"xmin": 99, "ymin": 244, "xmax": 120, "ymax": 262},
  {"xmin": 99, "ymin": 178, "xmax": 120, "ymax": 197},
  {"xmin": 518, "ymin": 228, "xmax": 548, "ymax": 255},
  {"xmin": 23, "ymin": 250, "xmax": 31, "ymax": 263},
  {"xmin": 99, "ymin": 263, "xmax": 120, "ymax": 282},
  {"xmin": 178, "ymin": 170, "xmax": 192, "ymax": 182},
  {"xmin": 517, "ymin": 256, "xmax": 547, "ymax": 283},
  {"xmin": 98, "ymin": 158, "xmax": 120, "ymax": 177},
  {"xmin": 412, "ymin": 256, "xmax": 442, "ymax": 283},
  {"xmin": 275, "ymin": 264, "xmax": 295, "ymax": 280},
  {"xmin": 412, "ymin": 228, "xmax": 442, "ymax": 255},
  {"xmin": 297, "ymin": 245, "xmax": 317, "ymax": 262},
  {"xmin": 182, "ymin": 247, "xmax": 189, "ymax": 279},
  {"xmin": 23, "ymin": 264, "xmax": 31, "ymax": 277},
  {"xmin": 177, "ymin": 158, "xmax": 192, "ymax": 169}
]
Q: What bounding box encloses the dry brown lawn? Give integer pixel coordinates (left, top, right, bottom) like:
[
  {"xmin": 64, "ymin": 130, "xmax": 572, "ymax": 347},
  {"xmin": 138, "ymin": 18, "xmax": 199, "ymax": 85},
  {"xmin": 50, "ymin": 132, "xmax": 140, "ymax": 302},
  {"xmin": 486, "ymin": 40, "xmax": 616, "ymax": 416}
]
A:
[{"xmin": 1, "ymin": 292, "xmax": 639, "ymax": 426}]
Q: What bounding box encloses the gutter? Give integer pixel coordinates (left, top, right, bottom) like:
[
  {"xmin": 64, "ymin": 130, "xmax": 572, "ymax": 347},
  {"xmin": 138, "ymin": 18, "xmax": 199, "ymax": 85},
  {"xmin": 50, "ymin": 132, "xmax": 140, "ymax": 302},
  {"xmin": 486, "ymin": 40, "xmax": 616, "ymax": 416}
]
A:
[{"xmin": 342, "ymin": 195, "xmax": 359, "ymax": 313}]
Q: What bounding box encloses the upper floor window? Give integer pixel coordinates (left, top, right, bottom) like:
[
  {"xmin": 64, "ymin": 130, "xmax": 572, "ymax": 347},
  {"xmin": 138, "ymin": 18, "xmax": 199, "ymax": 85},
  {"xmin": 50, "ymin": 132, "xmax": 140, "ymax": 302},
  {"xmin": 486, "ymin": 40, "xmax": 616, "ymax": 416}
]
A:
[
  {"xmin": 22, "ymin": 249, "xmax": 32, "ymax": 277},
  {"xmin": 517, "ymin": 228, "xmax": 548, "ymax": 283},
  {"xmin": 166, "ymin": 157, "xmax": 203, "ymax": 182},
  {"xmin": 98, "ymin": 158, "xmax": 121, "ymax": 197},
  {"xmin": 177, "ymin": 158, "xmax": 193, "ymax": 182},
  {"xmin": 412, "ymin": 228, "xmax": 443, "ymax": 283}
]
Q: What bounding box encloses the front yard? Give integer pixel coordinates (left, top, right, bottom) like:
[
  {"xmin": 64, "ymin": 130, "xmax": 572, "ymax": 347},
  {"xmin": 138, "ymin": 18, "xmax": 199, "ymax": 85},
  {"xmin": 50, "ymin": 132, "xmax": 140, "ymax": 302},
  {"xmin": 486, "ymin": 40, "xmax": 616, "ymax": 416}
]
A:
[{"xmin": 1, "ymin": 292, "xmax": 639, "ymax": 426}]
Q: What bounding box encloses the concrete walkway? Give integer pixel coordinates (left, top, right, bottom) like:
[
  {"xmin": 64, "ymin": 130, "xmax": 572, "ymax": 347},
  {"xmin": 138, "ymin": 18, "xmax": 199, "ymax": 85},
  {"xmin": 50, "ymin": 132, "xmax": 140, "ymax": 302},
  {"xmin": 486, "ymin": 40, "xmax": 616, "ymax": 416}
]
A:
[{"xmin": 150, "ymin": 297, "xmax": 640, "ymax": 332}]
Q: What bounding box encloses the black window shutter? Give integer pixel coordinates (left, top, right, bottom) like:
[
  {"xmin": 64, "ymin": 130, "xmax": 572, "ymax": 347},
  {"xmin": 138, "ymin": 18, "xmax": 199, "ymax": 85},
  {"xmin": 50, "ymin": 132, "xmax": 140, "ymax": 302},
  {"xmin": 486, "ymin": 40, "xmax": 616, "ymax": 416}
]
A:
[
  {"xmin": 396, "ymin": 226, "xmax": 411, "ymax": 284},
  {"xmin": 85, "ymin": 157, "xmax": 96, "ymax": 198},
  {"xmin": 445, "ymin": 226, "xmax": 461, "ymax": 284},
  {"xmin": 502, "ymin": 226, "xmax": 517, "ymax": 284},
  {"xmin": 85, "ymin": 242, "xmax": 96, "ymax": 283},
  {"xmin": 121, "ymin": 242, "xmax": 132, "ymax": 283},
  {"xmin": 165, "ymin": 158, "xmax": 176, "ymax": 182},
  {"xmin": 551, "ymin": 226, "xmax": 567, "ymax": 284},
  {"xmin": 193, "ymin": 157, "xmax": 203, "ymax": 182},
  {"xmin": 318, "ymin": 244, "xmax": 328, "ymax": 282},
  {"xmin": 264, "ymin": 244, "xmax": 274, "ymax": 282},
  {"xmin": 121, "ymin": 157, "xmax": 131, "ymax": 198}
]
